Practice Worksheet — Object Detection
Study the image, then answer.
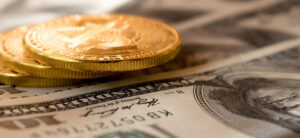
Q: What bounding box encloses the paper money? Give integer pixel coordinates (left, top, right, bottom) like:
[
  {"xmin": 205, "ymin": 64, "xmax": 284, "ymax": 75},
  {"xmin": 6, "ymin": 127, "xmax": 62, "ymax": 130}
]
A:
[
  {"xmin": 0, "ymin": 0, "xmax": 300, "ymax": 138},
  {"xmin": 0, "ymin": 36, "xmax": 299, "ymax": 138}
]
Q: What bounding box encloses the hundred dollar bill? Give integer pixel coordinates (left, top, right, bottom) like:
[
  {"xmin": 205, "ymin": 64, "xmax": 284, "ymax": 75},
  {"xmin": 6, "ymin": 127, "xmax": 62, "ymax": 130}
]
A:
[
  {"xmin": 0, "ymin": 37, "xmax": 299, "ymax": 138},
  {"xmin": 0, "ymin": 0, "xmax": 300, "ymax": 137}
]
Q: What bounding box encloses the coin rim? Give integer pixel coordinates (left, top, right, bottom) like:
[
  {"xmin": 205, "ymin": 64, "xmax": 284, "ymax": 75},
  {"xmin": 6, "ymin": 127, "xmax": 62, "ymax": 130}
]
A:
[
  {"xmin": 25, "ymin": 39, "xmax": 181, "ymax": 71},
  {"xmin": 0, "ymin": 61, "xmax": 84, "ymax": 87}
]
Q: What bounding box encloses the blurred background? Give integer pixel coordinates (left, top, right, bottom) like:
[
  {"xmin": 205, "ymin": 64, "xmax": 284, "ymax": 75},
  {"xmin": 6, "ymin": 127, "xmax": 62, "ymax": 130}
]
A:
[{"xmin": 0, "ymin": 0, "xmax": 131, "ymax": 31}]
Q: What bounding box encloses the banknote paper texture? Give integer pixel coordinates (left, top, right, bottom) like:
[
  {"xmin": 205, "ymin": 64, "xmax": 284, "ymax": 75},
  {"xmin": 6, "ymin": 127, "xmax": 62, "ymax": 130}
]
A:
[
  {"xmin": 0, "ymin": 36, "xmax": 300, "ymax": 138},
  {"xmin": 0, "ymin": 0, "xmax": 300, "ymax": 138}
]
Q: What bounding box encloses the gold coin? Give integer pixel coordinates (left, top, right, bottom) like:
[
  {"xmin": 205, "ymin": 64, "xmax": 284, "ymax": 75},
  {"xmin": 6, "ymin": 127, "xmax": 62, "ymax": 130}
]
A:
[
  {"xmin": 0, "ymin": 47, "xmax": 84, "ymax": 87},
  {"xmin": 0, "ymin": 68, "xmax": 84, "ymax": 87},
  {"xmin": 24, "ymin": 14, "xmax": 181, "ymax": 71},
  {"xmin": 0, "ymin": 26, "xmax": 115, "ymax": 79}
]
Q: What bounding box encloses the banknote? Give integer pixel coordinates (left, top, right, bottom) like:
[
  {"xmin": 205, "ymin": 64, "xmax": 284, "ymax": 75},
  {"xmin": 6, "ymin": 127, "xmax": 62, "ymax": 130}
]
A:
[
  {"xmin": 0, "ymin": 0, "xmax": 300, "ymax": 138},
  {"xmin": 0, "ymin": 35, "xmax": 299, "ymax": 138}
]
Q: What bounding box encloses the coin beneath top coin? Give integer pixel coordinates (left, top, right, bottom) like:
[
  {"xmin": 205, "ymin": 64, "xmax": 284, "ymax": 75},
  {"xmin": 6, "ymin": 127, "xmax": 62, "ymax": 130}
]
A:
[
  {"xmin": 0, "ymin": 35, "xmax": 84, "ymax": 87},
  {"xmin": 0, "ymin": 64, "xmax": 85, "ymax": 87},
  {"xmin": 0, "ymin": 27, "xmax": 115, "ymax": 79},
  {"xmin": 24, "ymin": 14, "xmax": 181, "ymax": 71}
]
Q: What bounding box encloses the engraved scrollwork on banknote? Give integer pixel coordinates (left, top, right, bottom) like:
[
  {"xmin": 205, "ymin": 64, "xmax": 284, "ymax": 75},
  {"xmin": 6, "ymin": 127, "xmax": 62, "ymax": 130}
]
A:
[{"xmin": 193, "ymin": 48, "xmax": 300, "ymax": 138}]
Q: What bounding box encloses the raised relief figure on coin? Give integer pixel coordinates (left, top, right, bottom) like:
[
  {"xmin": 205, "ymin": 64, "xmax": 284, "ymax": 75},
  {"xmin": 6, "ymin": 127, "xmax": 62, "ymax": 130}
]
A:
[{"xmin": 58, "ymin": 19, "xmax": 139, "ymax": 55}]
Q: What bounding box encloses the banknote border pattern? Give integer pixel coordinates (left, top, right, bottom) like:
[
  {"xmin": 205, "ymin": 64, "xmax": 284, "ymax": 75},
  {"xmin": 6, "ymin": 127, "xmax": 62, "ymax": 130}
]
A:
[{"xmin": 0, "ymin": 78, "xmax": 195, "ymax": 118}]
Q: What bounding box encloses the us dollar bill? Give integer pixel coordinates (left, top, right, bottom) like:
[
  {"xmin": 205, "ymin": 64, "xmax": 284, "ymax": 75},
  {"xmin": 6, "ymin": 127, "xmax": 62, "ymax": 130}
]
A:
[
  {"xmin": 1, "ymin": 0, "xmax": 300, "ymax": 138},
  {"xmin": 0, "ymin": 37, "xmax": 300, "ymax": 138}
]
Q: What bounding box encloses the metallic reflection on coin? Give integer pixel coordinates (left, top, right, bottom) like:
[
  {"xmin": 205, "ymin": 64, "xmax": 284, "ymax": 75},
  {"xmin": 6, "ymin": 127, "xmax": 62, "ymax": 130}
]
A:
[
  {"xmin": 0, "ymin": 64, "xmax": 85, "ymax": 87},
  {"xmin": 0, "ymin": 27, "xmax": 115, "ymax": 79},
  {"xmin": 24, "ymin": 14, "xmax": 181, "ymax": 71},
  {"xmin": 0, "ymin": 35, "xmax": 83, "ymax": 87}
]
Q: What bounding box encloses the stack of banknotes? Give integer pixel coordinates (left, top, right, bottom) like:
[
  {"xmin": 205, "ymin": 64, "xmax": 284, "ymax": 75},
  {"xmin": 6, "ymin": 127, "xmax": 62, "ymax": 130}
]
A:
[
  {"xmin": 0, "ymin": 14, "xmax": 181, "ymax": 87},
  {"xmin": 1, "ymin": 0, "xmax": 300, "ymax": 138}
]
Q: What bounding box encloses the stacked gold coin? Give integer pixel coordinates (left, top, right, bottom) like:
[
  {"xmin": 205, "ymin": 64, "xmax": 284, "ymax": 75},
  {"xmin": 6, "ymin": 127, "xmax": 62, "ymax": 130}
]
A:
[{"xmin": 0, "ymin": 14, "xmax": 181, "ymax": 87}]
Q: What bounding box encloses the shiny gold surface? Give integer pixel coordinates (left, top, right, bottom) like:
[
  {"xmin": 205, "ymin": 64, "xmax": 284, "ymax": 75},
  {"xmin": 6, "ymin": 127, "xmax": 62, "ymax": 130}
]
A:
[
  {"xmin": 0, "ymin": 56, "xmax": 84, "ymax": 87},
  {"xmin": 0, "ymin": 27, "xmax": 115, "ymax": 78},
  {"xmin": 24, "ymin": 14, "xmax": 181, "ymax": 71}
]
